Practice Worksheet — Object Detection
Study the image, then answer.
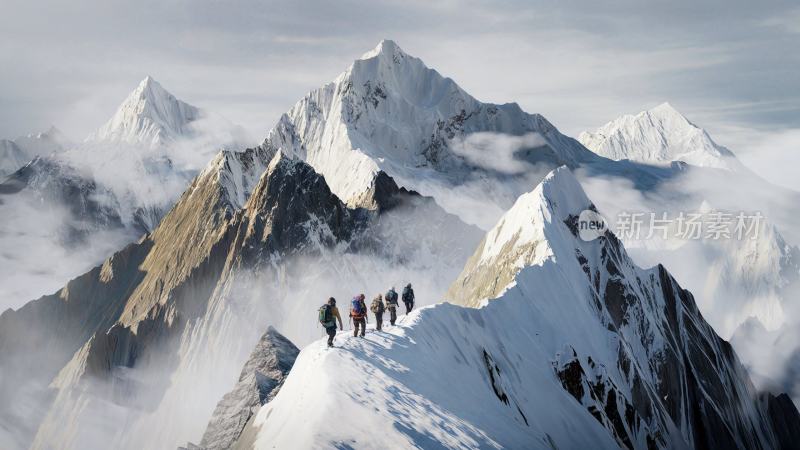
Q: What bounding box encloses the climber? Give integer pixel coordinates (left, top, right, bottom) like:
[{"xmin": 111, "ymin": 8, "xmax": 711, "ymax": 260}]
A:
[
  {"xmin": 385, "ymin": 286, "xmax": 399, "ymax": 326},
  {"xmin": 402, "ymin": 283, "xmax": 415, "ymax": 314},
  {"xmin": 370, "ymin": 294, "xmax": 385, "ymax": 331},
  {"xmin": 319, "ymin": 297, "xmax": 343, "ymax": 348},
  {"xmin": 350, "ymin": 293, "xmax": 368, "ymax": 338}
]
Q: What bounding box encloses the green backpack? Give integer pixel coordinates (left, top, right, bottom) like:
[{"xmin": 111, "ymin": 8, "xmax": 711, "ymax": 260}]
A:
[{"xmin": 319, "ymin": 304, "xmax": 332, "ymax": 325}]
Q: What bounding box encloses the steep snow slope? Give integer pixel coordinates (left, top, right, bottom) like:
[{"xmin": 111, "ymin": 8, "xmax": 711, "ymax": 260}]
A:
[
  {"xmin": 86, "ymin": 76, "xmax": 200, "ymax": 147},
  {"xmin": 578, "ymin": 103, "xmax": 743, "ymax": 171},
  {"xmin": 250, "ymin": 168, "xmax": 799, "ymax": 449}
]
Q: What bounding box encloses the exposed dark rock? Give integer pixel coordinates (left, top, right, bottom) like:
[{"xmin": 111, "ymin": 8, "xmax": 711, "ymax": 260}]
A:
[
  {"xmin": 762, "ymin": 393, "xmax": 800, "ymax": 450},
  {"xmin": 192, "ymin": 327, "xmax": 299, "ymax": 450}
]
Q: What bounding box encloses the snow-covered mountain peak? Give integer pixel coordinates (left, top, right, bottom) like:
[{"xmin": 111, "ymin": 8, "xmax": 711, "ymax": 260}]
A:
[
  {"xmin": 448, "ymin": 166, "xmax": 616, "ymax": 306},
  {"xmin": 579, "ymin": 103, "xmax": 741, "ymax": 171},
  {"xmin": 344, "ymin": 39, "xmax": 461, "ymax": 112},
  {"xmin": 478, "ymin": 166, "xmax": 592, "ymax": 264},
  {"xmin": 358, "ymin": 39, "xmax": 406, "ymax": 61},
  {"xmin": 86, "ymin": 76, "xmax": 201, "ymax": 147}
]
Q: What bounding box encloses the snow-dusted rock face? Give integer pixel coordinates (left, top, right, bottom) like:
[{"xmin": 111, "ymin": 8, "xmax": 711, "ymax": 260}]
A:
[
  {"xmin": 186, "ymin": 327, "xmax": 299, "ymax": 450},
  {"xmin": 87, "ymin": 76, "xmax": 200, "ymax": 147},
  {"xmin": 0, "ymin": 139, "xmax": 30, "ymax": 179},
  {"xmin": 258, "ymin": 40, "xmax": 598, "ymax": 211},
  {"xmin": 0, "ymin": 157, "xmax": 124, "ymax": 234},
  {"xmin": 579, "ymin": 103, "xmax": 742, "ymax": 171},
  {"xmin": 249, "ymin": 167, "xmax": 799, "ymax": 449}
]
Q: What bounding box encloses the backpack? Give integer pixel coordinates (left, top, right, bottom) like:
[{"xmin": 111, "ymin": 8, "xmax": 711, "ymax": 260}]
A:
[
  {"xmin": 386, "ymin": 290, "xmax": 398, "ymax": 306},
  {"xmin": 318, "ymin": 304, "xmax": 332, "ymax": 325},
  {"xmin": 370, "ymin": 298, "xmax": 384, "ymax": 314},
  {"xmin": 351, "ymin": 298, "xmax": 365, "ymax": 317}
]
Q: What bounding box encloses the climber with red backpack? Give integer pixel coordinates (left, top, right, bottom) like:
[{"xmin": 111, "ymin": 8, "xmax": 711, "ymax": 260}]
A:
[
  {"xmin": 318, "ymin": 297, "xmax": 343, "ymax": 348},
  {"xmin": 350, "ymin": 294, "xmax": 368, "ymax": 338}
]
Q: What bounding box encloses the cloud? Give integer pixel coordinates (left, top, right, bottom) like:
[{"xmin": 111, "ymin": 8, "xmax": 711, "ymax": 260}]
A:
[
  {"xmin": 449, "ymin": 132, "xmax": 547, "ymax": 175},
  {"xmin": 0, "ymin": 193, "xmax": 136, "ymax": 311},
  {"xmin": 727, "ymin": 127, "xmax": 800, "ymax": 192}
]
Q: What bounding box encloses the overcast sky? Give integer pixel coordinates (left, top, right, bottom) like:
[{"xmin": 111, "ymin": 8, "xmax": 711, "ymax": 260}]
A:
[{"xmin": 1, "ymin": 0, "xmax": 798, "ymax": 184}]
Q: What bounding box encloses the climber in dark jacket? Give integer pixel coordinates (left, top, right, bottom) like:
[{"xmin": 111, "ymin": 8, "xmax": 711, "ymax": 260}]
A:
[
  {"xmin": 385, "ymin": 287, "xmax": 399, "ymax": 325},
  {"xmin": 402, "ymin": 283, "xmax": 415, "ymax": 314}
]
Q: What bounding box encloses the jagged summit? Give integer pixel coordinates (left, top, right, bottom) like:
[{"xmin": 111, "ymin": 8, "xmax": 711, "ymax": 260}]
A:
[
  {"xmin": 86, "ymin": 76, "xmax": 201, "ymax": 147},
  {"xmin": 478, "ymin": 167, "xmax": 590, "ymax": 264},
  {"xmin": 578, "ymin": 102, "xmax": 742, "ymax": 171},
  {"xmin": 446, "ymin": 166, "xmax": 601, "ymax": 306}
]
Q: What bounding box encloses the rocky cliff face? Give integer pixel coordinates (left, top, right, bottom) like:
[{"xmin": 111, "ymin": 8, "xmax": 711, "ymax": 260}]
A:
[{"xmin": 180, "ymin": 327, "xmax": 300, "ymax": 450}]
